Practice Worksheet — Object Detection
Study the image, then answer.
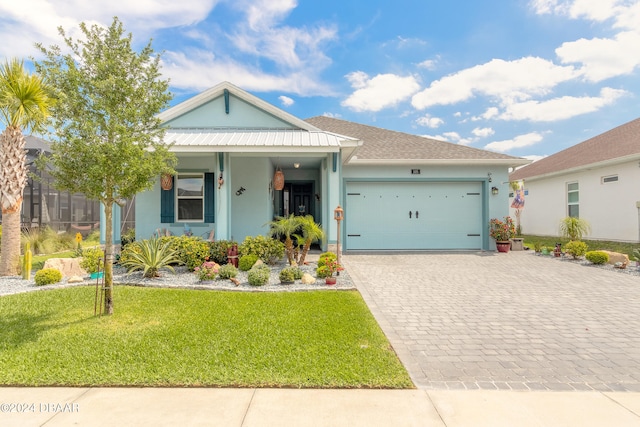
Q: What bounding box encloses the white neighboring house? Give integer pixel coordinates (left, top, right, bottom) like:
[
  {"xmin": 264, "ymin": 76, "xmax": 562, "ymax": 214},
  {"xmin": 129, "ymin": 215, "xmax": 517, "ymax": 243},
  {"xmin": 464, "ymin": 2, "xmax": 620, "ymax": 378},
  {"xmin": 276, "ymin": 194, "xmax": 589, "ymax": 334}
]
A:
[{"xmin": 509, "ymin": 117, "xmax": 640, "ymax": 243}]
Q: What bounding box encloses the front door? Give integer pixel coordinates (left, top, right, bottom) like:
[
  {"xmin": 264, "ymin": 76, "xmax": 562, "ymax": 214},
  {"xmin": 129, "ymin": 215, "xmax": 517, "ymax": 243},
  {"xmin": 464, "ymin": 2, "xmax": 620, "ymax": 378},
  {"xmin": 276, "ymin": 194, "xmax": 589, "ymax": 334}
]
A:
[{"xmin": 288, "ymin": 182, "xmax": 314, "ymax": 217}]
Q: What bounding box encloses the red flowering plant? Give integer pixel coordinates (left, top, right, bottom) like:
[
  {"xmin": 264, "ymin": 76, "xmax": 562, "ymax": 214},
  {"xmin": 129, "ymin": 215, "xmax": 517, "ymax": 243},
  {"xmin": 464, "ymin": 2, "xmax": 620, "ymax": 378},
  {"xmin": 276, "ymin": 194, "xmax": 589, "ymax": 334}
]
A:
[
  {"xmin": 194, "ymin": 261, "xmax": 220, "ymax": 281},
  {"xmin": 489, "ymin": 216, "xmax": 516, "ymax": 242}
]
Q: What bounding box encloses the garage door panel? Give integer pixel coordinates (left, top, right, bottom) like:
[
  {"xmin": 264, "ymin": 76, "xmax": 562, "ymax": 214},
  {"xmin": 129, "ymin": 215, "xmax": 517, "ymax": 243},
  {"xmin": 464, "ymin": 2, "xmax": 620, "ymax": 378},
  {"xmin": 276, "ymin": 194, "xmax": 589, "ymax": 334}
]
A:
[{"xmin": 346, "ymin": 182, "xmax": 483, "ymax": 250}]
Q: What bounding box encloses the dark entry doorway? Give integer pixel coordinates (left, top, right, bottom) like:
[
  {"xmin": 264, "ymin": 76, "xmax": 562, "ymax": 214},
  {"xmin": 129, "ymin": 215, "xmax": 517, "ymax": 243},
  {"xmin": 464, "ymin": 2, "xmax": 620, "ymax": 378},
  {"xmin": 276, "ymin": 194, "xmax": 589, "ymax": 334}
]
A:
[{"xmin": 285, "ymin": 182, "xmax": 314, "ymax": 217}]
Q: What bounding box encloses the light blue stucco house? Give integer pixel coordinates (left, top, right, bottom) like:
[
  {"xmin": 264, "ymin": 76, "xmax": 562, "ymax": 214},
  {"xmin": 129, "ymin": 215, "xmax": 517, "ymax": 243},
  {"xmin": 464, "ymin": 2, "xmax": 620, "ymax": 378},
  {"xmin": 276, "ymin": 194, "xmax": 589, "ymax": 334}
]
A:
[{"xmin": 133, "ymin": 81, "xmax": 528, "ymax": 251}]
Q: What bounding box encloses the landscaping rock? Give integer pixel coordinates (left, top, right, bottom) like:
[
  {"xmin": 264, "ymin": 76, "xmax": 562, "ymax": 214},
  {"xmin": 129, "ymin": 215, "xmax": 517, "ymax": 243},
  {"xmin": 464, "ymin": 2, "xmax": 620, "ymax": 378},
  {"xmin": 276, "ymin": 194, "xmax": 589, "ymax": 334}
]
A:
[
  {"xmin": 253, "ymin": 259, "xmax": 264, "ymax": 267},
  {"xmin": 43, "ymin": 258, "xmax": 87, "ymax": 278},
  {"xmin": 601, "ymin": 251, "xmax": 629, "ymax": 268},
  {"xmin": 301, "ymin": 273, "xmax": 316, "ymax": 285},
  {"xmin": 68, "ymin": 275, "xmax": 84, "ymax": 283}
]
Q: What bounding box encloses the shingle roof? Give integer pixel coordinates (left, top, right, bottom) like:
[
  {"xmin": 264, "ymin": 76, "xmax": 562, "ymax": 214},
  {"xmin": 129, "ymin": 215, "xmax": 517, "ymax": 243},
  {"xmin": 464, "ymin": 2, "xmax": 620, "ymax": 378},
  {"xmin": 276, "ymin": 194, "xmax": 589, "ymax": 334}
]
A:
[
  {"xmin": 305, "ymin": 116, "xmax": 527, "ymax": 164},
  {"xmin": 510, "ymin": 117, "xmax": 640, "ymax": 180}
]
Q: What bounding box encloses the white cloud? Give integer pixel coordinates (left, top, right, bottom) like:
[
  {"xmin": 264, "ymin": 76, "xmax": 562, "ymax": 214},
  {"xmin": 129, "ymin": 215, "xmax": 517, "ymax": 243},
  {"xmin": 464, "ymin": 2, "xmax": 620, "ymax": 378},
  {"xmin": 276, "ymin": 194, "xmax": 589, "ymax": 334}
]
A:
[
  {"xmin": 417, "ymin": 58, "xmax": 438, "ymax": 70},
  {"xmin": 499, "ymin": 87, "xmax": 627, "ymax": 121},
  {"xmin": 484, "ymin": 132, "xmax": 545, "ymax": 153},
  {"xmin": 472, "ymin": 127, "xmax": 495, "ymax": 138},
  {"xmin": 556, "ymin": 31, "xmax": 640, "ymax": 82},
  {"xmin": 322, "ymin": 112, "xmax": 342, "ymax": 118},
  {"xmin": 411, "ymin": 57, "xmax": 577, "ymax": 109},
  {"xmin": 415, "ymin": 114, "xmax": 444, "ymax": 128},
  {"xmin": 424, "ymin": 131, "xmax": 474, "ymax": 146},
  {"xmin": 279, "ymin": 95, "xmax": 294, "ymax": 107},
  {"xmin": 342, "ymin": 72, "xmax": 421, "ymax": 112}
]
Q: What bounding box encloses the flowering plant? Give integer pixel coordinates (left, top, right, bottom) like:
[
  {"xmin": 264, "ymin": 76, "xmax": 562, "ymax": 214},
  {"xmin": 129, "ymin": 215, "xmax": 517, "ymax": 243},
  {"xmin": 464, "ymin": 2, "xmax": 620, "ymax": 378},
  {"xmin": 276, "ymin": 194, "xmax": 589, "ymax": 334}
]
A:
[
  {"xmin": 316, "ymin": 259, "xmax": 343, "ymax": 278},
  {"xmin": 194, "ymin": 261, "xmax": 220, "ymax": 281},
  {"xmin": 489, "ymin": 216, "xmax": 516, "ymax": 241}
]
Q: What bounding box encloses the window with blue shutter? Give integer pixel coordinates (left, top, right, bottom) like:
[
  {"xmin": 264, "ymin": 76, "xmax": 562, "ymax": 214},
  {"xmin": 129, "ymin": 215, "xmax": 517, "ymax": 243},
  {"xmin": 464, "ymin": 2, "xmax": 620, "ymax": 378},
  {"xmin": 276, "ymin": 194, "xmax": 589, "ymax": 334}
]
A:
[
  {"xmin": 204, "ymin": 172, "xmax": 214, "ymax": 223},
  {"xmin": 161, "ymin": 173, "xmax": 214, "ymax": 224}
]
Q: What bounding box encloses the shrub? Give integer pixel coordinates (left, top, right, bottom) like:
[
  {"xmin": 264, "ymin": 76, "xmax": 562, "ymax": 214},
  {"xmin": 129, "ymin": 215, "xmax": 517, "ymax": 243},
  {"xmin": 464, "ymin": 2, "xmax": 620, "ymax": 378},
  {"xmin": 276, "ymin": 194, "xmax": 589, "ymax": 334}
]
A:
[
  {"xmin": 632, "ymin": 248, "xmax": 640, "ymax": 263},
  {"xmin": 194, "ymin": 261, "xmax": 220, "ymax": 281},
  {"xmin": 318, "ymin": 252, "xmax": 337, "ymax": 268},
  {"xmin": 119, "ymin": 237, "xmax": 182, "ymax": 278},
  {"xmin": 121, "ymin": 228, "xmax": 136, "ymax": 248},
  {"xmin": 292, "ymin": 266, "xmax": 303, "ymax": 280},
  {"xmin": 208, "ymin": 240, "xmax": 237, "ymax": 264},
  {"xmin": 239, "ymin": 254, "xmax": 259, "ymax": 271},
  {"xmin": 279, "ymin": 266, "xmax": 298, "ymax": 283},
  {"xmin": 560, "ymin": 217, "xmax": 590, "ymax": 241},
  {"xmin": 34, "ymin": 268, "xmax": 62, "ymax": 286},
  {"xmin": 585, "ymin": 251, "xmax": 609, "ymax": 265},
  {"xmin": 119, "ymin": 242, "xmax": 143, "ymax": 266},
  {"xmin": 564, "ymin": 240, "xmax": 588, "ymax": 259},
  {"xmin": 217, "ymin": 263, "xmax": 238, "ymax": 280},
  {"xmin": 238, "ymin": 235, "xmax": 284, "ymax": 264},
  {"xmin": 80, "ymin": 247, "xmax": 105, "ymax": 274},
  {"xmin": 161, "ymin": 235, "xmax": 210, "ymax": 271},
  {"xmin": 248, "ymin": 264, "xmax": 270, "ymax": 286}
]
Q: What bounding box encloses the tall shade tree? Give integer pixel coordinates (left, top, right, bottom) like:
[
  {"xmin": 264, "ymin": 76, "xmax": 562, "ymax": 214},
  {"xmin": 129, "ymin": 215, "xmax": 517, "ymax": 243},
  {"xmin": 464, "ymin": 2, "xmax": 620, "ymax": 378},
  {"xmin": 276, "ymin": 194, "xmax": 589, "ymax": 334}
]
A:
[
  {"xmin": 35, "ymin": 17, "xmax": 176, "ymax": 314},
  {"xmin": 0, "ymin": 59, "xmax": 52, "ymax": 276}
]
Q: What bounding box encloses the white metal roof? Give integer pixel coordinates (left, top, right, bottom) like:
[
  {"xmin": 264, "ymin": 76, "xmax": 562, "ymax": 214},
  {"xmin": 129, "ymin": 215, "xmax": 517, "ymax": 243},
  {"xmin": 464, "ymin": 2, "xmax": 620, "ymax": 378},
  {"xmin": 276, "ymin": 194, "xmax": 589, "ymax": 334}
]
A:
[{"xmin": 163, "ymin": 129, "xmax": 359, "ymax": 153}]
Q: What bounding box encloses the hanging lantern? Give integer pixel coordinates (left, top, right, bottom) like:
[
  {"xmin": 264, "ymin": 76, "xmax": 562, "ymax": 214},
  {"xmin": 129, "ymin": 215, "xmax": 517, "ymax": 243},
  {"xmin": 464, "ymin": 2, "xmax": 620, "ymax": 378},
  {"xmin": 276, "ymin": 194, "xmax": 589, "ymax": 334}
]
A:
[
  {"xmin": 273, "ymin": 167, "xmax": 284, "ymax": 191},
  {"xmin": 161, "ymin": 174, "xmax": 173, "ymax": 191}
]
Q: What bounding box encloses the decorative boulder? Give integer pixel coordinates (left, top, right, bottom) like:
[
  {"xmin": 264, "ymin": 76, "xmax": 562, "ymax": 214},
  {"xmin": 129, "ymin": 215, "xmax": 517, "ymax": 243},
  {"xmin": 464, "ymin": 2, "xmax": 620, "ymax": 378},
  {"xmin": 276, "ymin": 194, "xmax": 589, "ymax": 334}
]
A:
[
  {"xmin": 68, "ymin": 275, "xmax": 84, "ymax": 283},
  {"xmin": 301, "ymin": 273, "xmax": 316, "ymax": 285},
  {"xmin": 601, "ymin": 251, "xmax": 629, "ymax": 268},
  {"xmin": 253, "ymin": 259, "xmax": 264, "ymax": 267},
  {"xmin": 43, "ymin": 258, "xmax": 87, "ymax": 278}
]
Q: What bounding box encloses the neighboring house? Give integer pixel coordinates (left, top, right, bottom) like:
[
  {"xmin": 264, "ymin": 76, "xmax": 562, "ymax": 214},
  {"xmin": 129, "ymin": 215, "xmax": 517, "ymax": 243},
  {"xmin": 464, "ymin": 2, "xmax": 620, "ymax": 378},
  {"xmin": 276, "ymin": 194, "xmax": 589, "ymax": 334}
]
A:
[
  {"xmin": 509, "ymin": 117, "xmax": 640, "ymax": 243},
  {"xmin": 135, "ymin": 81, "xmax": 528, "ymax": 251}
]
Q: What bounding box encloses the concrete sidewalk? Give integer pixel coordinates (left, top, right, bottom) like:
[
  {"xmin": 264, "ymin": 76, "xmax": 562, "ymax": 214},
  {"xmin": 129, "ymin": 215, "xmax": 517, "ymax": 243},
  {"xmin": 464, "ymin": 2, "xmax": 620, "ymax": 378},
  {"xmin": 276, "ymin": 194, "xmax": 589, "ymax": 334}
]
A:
[{"xmin": 1, "ymin": 387, "xmax": 640, "ymax": 426}]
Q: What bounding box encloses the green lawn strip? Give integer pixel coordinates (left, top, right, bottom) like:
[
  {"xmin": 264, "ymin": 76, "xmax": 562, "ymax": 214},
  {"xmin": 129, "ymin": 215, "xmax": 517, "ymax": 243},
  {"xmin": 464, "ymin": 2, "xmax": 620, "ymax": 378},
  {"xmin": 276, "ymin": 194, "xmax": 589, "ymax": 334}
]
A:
[
  {"xmin": 0, "ymin": 286, "xmax": 412, "ymax": 388},
  {"xmin": 521, "ymin": 235, "xmax": 638, "ymax": 257}
]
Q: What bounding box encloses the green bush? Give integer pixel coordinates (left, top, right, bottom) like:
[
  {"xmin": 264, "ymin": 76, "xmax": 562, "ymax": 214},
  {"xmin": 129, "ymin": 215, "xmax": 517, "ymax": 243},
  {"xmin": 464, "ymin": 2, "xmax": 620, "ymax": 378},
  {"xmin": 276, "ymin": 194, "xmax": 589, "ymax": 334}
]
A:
[
  {"xmin": 160, "ymin": 235, "xmax": 209, "ymax": 271},
  {"xmin": 318, "ymin": 252, "xmax": 337, "ymax": 268},
  {"xmin": 248, "ymin": 264, "xmax": 270, "ymax": 286},
  {"xmin": 194, "ymin": 261, "xmax": 220, "ymax": 281},
  {"xmin": 316, "ymin": 265, "xmax": 332, "ymax": 279},
  {"xmin": 34, "ymin": 268, "xmax": 62, "ymax": 286},
  {"xmin": 279, "ymin": 266, "xmax": 298, "ymax": 283},
  {"xmin": 217, "ymin": 263, "xmax": 238, "ymax": 280},
  {"xmin": 564, "ymin": 240, "xmax": 588, "ymax": 259},
  {"xmin": 292, "ymin": 266, "xmax": 303, "ymax": 280},
  {"xmin": 121, "ymin": 228, "xmax": 136, "ymax": 248},
  {"xmin": 208, "ymin": 240, "xmax": 237, "ymax": 265},
  {"xmin": 238, "ymin": 235, "xmax": 284, "ymax": 264},
  {"xmin": 80, "ymin": 247, "xmax": 105, "ymax": 274},
  {"xmin": 239, "ymin": 254, "xmax": 259, "ymax": 271},
  {"xmin": 119, "ymin": 242, "xmax": 143, "ymax": 266},
  {"xmin": 585, "ymin": 251, "xmax": 609, "ymax": 265},
  {"xmin": 119, "ymin": 237, "xmax": 182, "ymax": 278}
]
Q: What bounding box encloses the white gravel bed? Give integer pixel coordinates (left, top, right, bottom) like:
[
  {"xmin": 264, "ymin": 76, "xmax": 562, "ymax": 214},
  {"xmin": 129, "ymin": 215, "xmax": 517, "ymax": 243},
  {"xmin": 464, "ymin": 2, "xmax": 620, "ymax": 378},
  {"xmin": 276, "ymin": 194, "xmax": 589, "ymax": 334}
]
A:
[{"xmin": 0, "ymin": 261, "xmax": 356, "ymax": 297}]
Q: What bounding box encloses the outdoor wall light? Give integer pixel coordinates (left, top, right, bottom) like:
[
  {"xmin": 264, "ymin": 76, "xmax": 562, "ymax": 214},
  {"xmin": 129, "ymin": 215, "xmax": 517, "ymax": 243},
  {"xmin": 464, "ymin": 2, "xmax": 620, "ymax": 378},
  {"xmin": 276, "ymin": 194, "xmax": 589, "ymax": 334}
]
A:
[
  {"xmin": 293, "ymin": 162, "xmax": 300, "ymax": 169},
  {"xmin": 491, "ymin": 186, "xmax": 499, "ymax": 195}
]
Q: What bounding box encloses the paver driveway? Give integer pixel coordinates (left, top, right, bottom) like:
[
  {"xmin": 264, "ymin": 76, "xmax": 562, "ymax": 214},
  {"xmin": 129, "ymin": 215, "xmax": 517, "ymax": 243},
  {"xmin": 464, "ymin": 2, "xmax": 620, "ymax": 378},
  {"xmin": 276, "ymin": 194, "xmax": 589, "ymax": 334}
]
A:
[{"xmin": 344, "ymin": 251, "xmax": 640, "ymax": 391}]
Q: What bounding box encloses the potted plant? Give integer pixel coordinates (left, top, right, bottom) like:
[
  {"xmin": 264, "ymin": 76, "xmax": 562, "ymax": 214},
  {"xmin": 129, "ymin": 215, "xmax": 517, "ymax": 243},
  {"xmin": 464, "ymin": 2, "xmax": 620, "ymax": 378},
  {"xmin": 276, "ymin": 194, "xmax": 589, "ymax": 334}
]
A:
[
  {"xmin": 489, "ymin": 216, "xmax": 515, "ymax": 253},
  {"xmin": 316, "ymin": 252, "xmax": 343, "ymax": 285}
]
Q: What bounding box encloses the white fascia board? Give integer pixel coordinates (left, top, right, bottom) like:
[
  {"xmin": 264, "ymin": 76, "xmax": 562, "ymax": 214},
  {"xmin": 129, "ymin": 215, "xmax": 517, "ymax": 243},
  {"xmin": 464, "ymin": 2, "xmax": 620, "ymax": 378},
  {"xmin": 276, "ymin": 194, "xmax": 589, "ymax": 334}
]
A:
[
  {"xmin": 518, "ymin": 153, "xmax": 640, "ymax": 182},
  {"xmin": 169, "ymin": 146, "xmax": 340, "ymax": 154},
  {"xmin": 346, "ymin": 158, "xmax": 531, "ymax": 167}
]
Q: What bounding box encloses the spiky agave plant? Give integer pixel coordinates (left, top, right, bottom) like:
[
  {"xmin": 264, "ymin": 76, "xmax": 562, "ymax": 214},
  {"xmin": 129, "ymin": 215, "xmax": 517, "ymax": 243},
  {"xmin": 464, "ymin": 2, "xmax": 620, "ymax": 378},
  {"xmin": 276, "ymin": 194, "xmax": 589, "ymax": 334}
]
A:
[{"xmin": 119, "ymin": 237, "xmax": 182, "ymax": 278}]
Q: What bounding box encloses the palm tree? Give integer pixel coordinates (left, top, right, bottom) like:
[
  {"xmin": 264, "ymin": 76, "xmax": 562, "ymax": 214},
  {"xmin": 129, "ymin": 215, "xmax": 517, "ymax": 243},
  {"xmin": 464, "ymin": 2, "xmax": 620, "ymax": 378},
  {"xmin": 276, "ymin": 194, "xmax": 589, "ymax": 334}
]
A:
[
  {"xmin": 559, "ymin": 216, "xmax": 590, "ymax": 241},
  {"xmin": 268, "ymin": 214, "xmax": 302, "ymax": 265},
  {"xmin": 0, "ymin": 59, "xmax": 52, "ymax": 276},
  {"xmin": 294, "ymin": 215, "xmax": 325, "ymax": 266}
]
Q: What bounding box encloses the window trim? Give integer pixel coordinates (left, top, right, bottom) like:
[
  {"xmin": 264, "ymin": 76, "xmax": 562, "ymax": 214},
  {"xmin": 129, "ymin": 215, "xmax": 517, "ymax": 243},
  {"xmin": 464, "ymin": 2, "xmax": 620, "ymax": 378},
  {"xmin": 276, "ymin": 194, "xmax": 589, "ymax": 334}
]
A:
[
  {"xmin": 176, "ymin": 173, "xmax": 205, "ymax": 222},
  {"xmin": 567, "ymin": 181, "xmax": 579, "ymax": 218}
]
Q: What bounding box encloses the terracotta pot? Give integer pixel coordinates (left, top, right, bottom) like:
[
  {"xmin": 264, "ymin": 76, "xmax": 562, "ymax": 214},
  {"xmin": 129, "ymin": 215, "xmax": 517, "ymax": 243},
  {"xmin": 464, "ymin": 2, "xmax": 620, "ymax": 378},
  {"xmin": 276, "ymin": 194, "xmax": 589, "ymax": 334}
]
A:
[
  {"xmin": 325, "ymin": 277, "xmax": 337, "ymax": 285},
  {"xmin": 161, "ymin": 174, "xmax": 173, "ymax": 191},
  {"xmin": 496, "ymin": 241, "xmax": 511, "ymax": 253}
]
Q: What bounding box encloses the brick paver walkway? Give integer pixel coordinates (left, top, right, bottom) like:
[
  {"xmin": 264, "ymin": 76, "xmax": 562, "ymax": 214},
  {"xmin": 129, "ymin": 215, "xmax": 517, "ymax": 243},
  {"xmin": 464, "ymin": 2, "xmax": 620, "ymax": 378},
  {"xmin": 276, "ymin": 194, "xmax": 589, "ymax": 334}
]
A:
[{"xmin": 345, "ymin": 251, "xmax": 640, "ymax": 391}]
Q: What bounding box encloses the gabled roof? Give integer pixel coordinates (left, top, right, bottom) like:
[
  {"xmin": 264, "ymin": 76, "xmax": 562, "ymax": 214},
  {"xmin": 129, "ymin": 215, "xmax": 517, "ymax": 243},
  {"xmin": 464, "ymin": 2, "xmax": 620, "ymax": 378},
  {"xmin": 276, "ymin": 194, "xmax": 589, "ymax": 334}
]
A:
[
  {"xmin": 158, "ymin": 81, "xmax": 321, "ymax": 132},
  {"xmin": 510, "ymin": 117, "xmax": 640, "ymax": 181},
  {"xmin": 305, "ymin": 116, "xmax": 528, "ymax": 166}
]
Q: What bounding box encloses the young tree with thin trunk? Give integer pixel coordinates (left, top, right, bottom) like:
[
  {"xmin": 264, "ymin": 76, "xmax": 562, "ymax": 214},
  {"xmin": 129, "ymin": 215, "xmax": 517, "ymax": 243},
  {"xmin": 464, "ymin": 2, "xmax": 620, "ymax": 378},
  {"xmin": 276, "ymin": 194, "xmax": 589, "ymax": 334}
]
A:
[
  {"xmin": 0, "ymin": 59, "xmax": 52, "ymax": 276},
  {"xmin": 35, "ymin": 17, "xmax": 176, "ymax": 314}
]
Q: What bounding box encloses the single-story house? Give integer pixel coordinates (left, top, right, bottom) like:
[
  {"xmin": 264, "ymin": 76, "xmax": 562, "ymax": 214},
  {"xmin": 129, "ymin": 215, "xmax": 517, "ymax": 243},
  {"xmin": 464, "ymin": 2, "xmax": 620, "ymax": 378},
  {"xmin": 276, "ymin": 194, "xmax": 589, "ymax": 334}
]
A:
[
  {"xmin": 132, "ymin": 81, "xmax": 528, "ymax": 251},
  {"xmin": 509, "ymin": 117, "xmax": 640, "ymax": 243}
]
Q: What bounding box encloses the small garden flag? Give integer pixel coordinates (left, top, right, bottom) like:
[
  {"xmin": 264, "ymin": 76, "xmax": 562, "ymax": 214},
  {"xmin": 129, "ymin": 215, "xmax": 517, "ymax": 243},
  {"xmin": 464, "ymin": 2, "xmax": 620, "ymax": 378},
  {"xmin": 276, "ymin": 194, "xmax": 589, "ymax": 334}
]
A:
[{"xmin": 510, "ymin": 180, "xmax": 525, "ymax": 209}]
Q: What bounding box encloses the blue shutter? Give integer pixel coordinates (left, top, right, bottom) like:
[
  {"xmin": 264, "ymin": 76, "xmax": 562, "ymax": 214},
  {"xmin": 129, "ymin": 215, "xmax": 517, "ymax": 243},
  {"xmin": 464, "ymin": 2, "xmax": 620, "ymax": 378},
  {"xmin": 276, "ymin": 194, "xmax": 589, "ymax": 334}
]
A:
[
  {"xmin": 160, "ymin": 176, "xmax": 175, "ymax": 223},
  {"xmin": 204, "ymin": 172, "xmax": 214, "ymax": 223}
]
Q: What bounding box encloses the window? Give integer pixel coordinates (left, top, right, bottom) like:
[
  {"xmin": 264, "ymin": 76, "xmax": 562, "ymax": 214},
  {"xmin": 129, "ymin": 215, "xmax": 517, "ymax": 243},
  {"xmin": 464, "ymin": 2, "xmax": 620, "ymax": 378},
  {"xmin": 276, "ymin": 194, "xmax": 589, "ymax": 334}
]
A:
[
  {"xmin": 177, "ymin": 174, "xmax": 204, "ymax": 221},
  {"xmin": 567, "ymin": 182, "xmax": 579, "ymax": 218},
  {"xmin": 602, "ymin": 175, "xmax": 618, "ymax": 183}
]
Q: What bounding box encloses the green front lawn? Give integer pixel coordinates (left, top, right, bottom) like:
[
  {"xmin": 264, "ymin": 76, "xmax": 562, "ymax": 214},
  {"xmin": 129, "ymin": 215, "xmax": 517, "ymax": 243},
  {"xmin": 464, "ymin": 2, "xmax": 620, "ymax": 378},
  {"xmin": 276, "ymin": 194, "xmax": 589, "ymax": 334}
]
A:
[
  {"xmin": 521, "ymin": 235, "xmax": 638, "ymax": 257},
  {"xmin": 0, "ymin": 286, "xmax": 412, "ymax": 388}
]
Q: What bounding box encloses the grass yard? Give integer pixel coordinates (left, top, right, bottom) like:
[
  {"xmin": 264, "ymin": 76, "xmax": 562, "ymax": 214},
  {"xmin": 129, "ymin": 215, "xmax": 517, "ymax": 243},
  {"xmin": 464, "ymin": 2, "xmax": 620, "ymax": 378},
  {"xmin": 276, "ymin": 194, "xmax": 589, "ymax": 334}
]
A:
[
  {"xmin": 521, "ymin": 235, "xmax": 638, "ymax": 257},
  {"xmin": 0, "ymin": 286, "xmax": 413, "ymax": 389}
]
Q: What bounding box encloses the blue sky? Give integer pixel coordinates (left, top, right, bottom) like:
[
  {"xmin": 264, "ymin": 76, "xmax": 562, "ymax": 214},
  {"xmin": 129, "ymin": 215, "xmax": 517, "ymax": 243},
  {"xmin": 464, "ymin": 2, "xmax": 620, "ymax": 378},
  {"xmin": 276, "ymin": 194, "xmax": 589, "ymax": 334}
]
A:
[{"xmin": 1, "ymin": 0, "xmax": 639, "ymax": 161}]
